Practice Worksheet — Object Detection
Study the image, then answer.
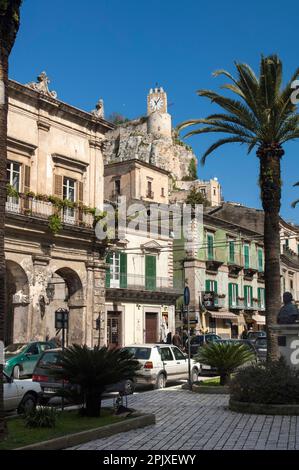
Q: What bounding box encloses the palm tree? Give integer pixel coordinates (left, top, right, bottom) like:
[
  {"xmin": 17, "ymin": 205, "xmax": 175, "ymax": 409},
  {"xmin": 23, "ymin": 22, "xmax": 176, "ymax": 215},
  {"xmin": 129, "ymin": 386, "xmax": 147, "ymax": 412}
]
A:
[
  {"xmin": 53, "ymin": 345, "xmax": 141, "ymax": 417},
  {"xmin": 0, "ymin": 0, "xmax": 22, "ymax": 440},
  {"xmin": 179, "ymin": 55, "xmax": 299, "ymax": 362},
  {"xmin": 291, "ymin": 182, "xmax": 299, "ymax": 208},
  {"xmin": 195, "ymin": 342, "xmax": 255, "ymax": 385}
]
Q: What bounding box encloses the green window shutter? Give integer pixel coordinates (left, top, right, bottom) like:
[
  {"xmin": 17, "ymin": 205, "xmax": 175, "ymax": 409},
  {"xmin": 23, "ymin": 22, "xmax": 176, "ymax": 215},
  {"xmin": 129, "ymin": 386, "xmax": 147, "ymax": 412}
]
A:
[
  {"xmin": 236, "ymin": 284, "xmax": 239, "ymax": 305},
  {"xmin": 249, "ymin": 286, "xmax": 253, "ymax": 306},
  {"xmin": 214, "ymin": 281, "xmax": 218, "ymax": 305},
  {"xmin": 229, "ymin": 241, "xmax": 234, "ymax": 263},
  {"xmin": 120, "ymin": 253, "xmax": 127, "ymax": 288},
  {"xmin": 145, "ymin": 255, "xmax": 156, "ymax": 291},
  {"xmin": 105, "ymin": 253, "xmax": 112, "ymax": 288},
  {"xmin": 244, "ymin": 245, "xmax": 250, "ymax": 268},
  {"xmin": 258, "ymin": 249, "xmax": 263, "ymax": 272},
  {"xmin": 244, "ymin": 286, "xmax": 248, "ymax": 306},
  {"xmin": 229, "ymin": 283, "xmax": 232, "ymax": 307},
  {"xmin": 205, "ymin": 280, "xmax": 211, "ymax": 291},
  {"xmin": 207, "ymin": 234, "xmax": 214, "ymax": 260}
]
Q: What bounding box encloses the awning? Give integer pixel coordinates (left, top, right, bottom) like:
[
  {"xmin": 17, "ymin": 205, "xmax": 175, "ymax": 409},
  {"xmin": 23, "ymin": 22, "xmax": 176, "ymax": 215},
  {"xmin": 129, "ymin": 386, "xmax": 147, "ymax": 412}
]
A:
[
  {"xmin": 207, "ymin": 311, "xmax": 238, "ymax": 321},
  {"xmin": 252, "ymin": 314, "xmax": 266, "ymax": 325}
]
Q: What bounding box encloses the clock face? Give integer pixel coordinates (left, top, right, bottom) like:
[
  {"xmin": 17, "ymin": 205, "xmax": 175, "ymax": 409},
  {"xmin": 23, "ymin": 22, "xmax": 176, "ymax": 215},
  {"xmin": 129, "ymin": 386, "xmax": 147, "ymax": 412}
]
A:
[{"xmin": 150, "ymin": 96, "xmax": 164, "ymax": 112}]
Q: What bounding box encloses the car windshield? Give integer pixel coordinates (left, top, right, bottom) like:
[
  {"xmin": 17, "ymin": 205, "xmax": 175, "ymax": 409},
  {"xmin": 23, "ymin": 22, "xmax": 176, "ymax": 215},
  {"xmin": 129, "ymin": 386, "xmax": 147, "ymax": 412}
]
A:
[
  {"xmin": 4, "ymin": 343, "xmax": 26, "ymax": 354},
  {"xmin": 38, "ymin": 352, "xmax": 62, "ymax": 368},
  {"xmin": 123, "ymin": 347, "xmax": 151, "ymax": 360}
]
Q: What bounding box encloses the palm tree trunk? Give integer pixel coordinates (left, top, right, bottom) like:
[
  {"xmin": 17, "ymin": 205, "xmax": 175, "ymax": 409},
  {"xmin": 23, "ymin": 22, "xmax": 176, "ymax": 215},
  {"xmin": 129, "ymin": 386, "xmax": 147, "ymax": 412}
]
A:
[
  {"xmin": 0, "ymin": 46, "xmax": 8, "ymax": 439},
  {"xmin": 258, "ymin": 144, "xmax": 284, "ymax": 362}
]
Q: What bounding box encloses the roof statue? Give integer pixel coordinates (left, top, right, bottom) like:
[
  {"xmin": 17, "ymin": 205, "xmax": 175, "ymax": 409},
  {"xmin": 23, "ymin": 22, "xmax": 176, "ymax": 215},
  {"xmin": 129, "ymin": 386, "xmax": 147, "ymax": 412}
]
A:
[
  {"xmin": 26, "ymin": 71, "xmax": 57, "ymax": 99},
  {"xmin": 92, "ymin": 98, "xmax": 104, "ymax": 118}
]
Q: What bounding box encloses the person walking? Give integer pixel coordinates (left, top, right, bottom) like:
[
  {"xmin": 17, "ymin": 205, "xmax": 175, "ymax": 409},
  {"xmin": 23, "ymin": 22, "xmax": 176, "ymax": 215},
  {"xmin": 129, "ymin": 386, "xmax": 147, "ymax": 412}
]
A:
[{"xmin": 172, "ymin": 330, "xmax": 182, "ymax": 348}]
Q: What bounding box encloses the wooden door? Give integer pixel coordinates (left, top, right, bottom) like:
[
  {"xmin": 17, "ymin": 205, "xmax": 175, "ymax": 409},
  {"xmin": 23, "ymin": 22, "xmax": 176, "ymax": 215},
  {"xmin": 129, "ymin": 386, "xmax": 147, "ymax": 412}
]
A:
[{"xmin": 145, "ymin": 312, "xmax": 158, "ymax": 343}]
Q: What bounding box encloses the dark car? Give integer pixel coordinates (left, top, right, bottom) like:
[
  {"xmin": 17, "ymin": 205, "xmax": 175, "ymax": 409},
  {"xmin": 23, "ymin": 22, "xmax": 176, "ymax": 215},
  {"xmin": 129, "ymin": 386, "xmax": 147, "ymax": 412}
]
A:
[
  {"xmin": 247, "ymin": 331, "xmax": 266, "ymax": 342},
  {"xmin": 33, "ymin": 349, "xmax": 135, "ymax": 405},
  {"xmin": 188, "ymin": 334, "xmax": 221, "ymax": 357},
  {"xmin": 254, "ymin": 337, "xmax": 267, "ymax": 362}
]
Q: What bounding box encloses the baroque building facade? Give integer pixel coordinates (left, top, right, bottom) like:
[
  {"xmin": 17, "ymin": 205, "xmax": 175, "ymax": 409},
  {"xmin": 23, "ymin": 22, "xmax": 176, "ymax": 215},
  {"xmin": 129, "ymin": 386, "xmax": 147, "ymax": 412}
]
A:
[{"xmin": 5, "ymin": 73, "xmax": 113, "ymax": 347}]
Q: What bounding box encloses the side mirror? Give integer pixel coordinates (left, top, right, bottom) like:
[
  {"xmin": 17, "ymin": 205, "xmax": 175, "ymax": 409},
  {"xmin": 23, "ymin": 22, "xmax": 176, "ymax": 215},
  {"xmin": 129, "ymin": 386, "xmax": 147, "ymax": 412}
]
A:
[{"xmin": 25, "ymin": 352, "xmax": 33, "ymax": 357}]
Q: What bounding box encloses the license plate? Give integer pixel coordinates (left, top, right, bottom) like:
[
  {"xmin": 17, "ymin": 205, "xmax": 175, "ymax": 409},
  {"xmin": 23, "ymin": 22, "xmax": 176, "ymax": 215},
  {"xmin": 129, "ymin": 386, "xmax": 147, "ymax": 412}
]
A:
[
  {"xmin": 43, "ymin": 388, "xmax": 58, "ymax": 393},
  {"xmin": 202, "ymin": 365, "xmax": 211, "ymax": 370}
]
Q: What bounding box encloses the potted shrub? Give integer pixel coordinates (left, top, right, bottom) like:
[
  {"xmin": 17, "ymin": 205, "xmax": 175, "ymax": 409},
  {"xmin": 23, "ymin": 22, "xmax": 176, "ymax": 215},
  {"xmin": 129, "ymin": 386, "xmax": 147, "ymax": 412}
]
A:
[{"xmin": 195, "ymin": 342, "xmax": 255, "ymax": 386}]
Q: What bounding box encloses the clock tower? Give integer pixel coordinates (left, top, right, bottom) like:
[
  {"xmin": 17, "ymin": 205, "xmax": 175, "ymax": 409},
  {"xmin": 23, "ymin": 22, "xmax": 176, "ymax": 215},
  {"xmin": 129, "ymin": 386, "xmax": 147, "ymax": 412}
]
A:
[{"xmin": 147, "ymin": 87, "xmax": 172, "ymax": 138}]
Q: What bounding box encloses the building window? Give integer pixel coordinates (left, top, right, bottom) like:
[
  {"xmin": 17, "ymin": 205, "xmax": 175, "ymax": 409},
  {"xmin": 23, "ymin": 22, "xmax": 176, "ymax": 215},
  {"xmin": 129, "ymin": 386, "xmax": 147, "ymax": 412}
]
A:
[
  {"xmin": 207, "ymin": 233, "xmax": 214, "ymax": 260},
  {"xmin": 6, "ymin": 161, "xmax": 21, "ymax": 212},
  {"xmin": 63, "ymin": 177, "xmax": 76, "ymax": 223},
  {"xmin": 243, "ymin": 244, "xmax": 250, "ymax": 269},
  {"xmin": 285, "ymin": 238, "xmax": 289, "ymax": 248},
  {"xmin": 200, "ymin": 188, "xmax": 206, "ymax": 196},
  {"xmin": 145, "ymin": 255, "xmax": 156, "ymax": 291},
  {"xmin": 147, "ymin": 180, "xmax": 153, "ymax": 198},
  {"xmin": 114, "ymin": 179, "xmax": 121, "ymax": 196},
  {"xmin": 258, "ymin": 287, "xmax": 265, "ymax": 309},
  {"xmin": 205, "ymin": 280, "xmax": 218, "ymax": 306},
  {"xmin": 7, "ymin": 161, "xmax": 21, "ymax": 190},
  {"xmin": 257, "ymin": 247, "xmax": 264, "ymax": 272},
  {"xmin": 161, "ymin": 187, "xmax": 165, "ymax": 197},
  {"xmin": 290, "ymin": 279, "xmax": 294, "ymax": 291},
  {"xmin": 106, "ymin": 252, "xmax": 127, "ymax": 289},
  {"xmin": 229, "ymin": 283, "xmax": 238, "ymax": 308},
  {"xmin": 244, "ymin": 285, "xmax": 253, "ymax": 308},
  {"xmin": 213, "ymin": 189, "xmax": 216, "ymax": 196},
  {"xmin": 228, "ymin": 240, "xmax": 235, "ymax": 263}
]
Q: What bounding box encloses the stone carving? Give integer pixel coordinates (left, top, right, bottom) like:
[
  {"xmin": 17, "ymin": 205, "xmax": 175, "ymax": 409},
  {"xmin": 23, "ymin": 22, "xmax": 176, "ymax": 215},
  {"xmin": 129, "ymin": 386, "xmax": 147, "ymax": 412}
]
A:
[
  {"xmin": 12, "ymin": 290, "xmax": 30, "ymax": 305},
  {"xmin": 26, "ymin": 71, "xmax": 57, "ymax": 99},
  {"xmin": 92, "ymin": 98, "xmax": 104, "ymax": 118}
]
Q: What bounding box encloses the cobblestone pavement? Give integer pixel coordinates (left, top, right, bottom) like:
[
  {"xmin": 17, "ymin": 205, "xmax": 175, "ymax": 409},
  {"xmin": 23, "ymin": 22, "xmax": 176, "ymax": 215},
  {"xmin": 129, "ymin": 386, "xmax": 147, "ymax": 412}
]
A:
[{"xmin": 72, "ymin": 387, "xmax": 299, "ymax": 450}]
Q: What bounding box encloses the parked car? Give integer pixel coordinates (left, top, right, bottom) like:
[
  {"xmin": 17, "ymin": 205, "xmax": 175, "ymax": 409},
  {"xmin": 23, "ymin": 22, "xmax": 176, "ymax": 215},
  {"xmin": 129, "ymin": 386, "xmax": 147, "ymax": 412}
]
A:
[
  {"xmin": 199, "ymin": 338, "xmax": 258, "ymax": 375},
  {"xmin": 123, "ymin": 344, "xmax": 200, "ymax": 389},
  {"xmin": 33, "ymin": 349, "xmax": 135, "ymax": 405},
  {"xmin": 3, "ymin": 370, "xmax": 41, "ymax": 414},
  {"xmin": 254, "ymin": 337, "xmax": 267, "ymax": 362},
  {"xmin": 4, "ymin": 341, "xmax": 55, "ymax": 379},
  {"xmin": 247, "ymin": 330, "xmax": 266, "ymax": 342},
  {"xmin": 187, "ymin": 334, "xmax": 222, "ymax": 357}
]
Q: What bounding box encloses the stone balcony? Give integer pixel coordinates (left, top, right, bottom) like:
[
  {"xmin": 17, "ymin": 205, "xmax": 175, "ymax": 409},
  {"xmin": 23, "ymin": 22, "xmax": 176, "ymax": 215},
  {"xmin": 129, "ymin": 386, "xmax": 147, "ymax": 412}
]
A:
[{"xmin": 5, "ymin": 194, "xmax": 94, "ymax": 229}]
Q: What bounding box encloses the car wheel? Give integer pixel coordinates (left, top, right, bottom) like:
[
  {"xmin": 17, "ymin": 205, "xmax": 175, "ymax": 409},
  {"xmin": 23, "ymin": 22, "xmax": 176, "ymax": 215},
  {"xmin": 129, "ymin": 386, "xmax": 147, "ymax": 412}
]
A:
[
  {"xmin": 39, "ymin": 397, "xmax": 50, "ymax": 406},
  {"xmin": 17, "ymin": 393, "xmax": 37, "ymax": 414},
  {"xmin": 124, "ymin": 379, "xmax": 135, "ymax": 395},
  {"xmin": 191, "ymin": 367, "xmax": 199, "ymax": 383},
  {"xmin": 155, "ymin": 373, "xmax": 166, "ymax": 389},
  {"xmin": 13, "ymin": 365, "xmax": 21, "ymax": 379}
]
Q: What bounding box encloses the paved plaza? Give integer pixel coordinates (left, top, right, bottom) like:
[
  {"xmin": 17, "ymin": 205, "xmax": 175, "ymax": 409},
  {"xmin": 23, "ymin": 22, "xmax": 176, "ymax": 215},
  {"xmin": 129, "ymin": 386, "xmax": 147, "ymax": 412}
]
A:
[{"xmin": 71, "ymin": 386, "xmax": 299, "ymax": 450}]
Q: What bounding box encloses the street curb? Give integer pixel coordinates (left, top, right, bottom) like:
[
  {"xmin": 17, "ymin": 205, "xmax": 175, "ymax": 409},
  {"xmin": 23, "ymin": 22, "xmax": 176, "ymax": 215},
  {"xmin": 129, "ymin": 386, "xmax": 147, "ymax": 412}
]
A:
[
  {"xmin": 192, "ymin": 384, "xmax": 229, "ymax": 394},
  {"xmin": 229, "ymin": 399, "xmax": 299, "ymax": 415},
  {"xmin": 14, "ymin": 412, "xmax": 155, "ymax": 450}
]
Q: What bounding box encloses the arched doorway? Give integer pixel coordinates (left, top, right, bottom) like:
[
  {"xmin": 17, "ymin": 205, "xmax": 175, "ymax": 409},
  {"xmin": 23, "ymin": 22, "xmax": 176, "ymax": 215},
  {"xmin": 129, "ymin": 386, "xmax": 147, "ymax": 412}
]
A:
[
  {"xmin": 5, "ymin": 260, "xmax": 30, "ymax": 345},
  {"xmin": 46, "ymin": 268, "xmax": 85, "ymax": 345}
]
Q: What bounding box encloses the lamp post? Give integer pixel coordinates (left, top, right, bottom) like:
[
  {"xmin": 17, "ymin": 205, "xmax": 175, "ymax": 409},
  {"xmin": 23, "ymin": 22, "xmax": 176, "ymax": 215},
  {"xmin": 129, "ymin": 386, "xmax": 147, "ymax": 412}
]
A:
[
  {"xmin": 55, "ymin": 308, "xmax": 69, "ymax": 411},
  {"xmin": 184, "ymin": 286, "xmax": 192, "ymax": 390}
]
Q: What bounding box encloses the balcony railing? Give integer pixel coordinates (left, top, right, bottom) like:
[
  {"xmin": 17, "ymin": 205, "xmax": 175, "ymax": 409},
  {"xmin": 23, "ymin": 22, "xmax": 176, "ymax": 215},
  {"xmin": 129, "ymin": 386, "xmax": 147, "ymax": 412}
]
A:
[
  {"xmin": 106, "ymin": 272, "xmax": 183, "ymax": 293},
  {"xmin": 145, "ymin": 191, "xmax": 154, "ymax": 199},
  {"xmin": 5, "ymin": 195, "xmax": 94, "ymax": 228}
]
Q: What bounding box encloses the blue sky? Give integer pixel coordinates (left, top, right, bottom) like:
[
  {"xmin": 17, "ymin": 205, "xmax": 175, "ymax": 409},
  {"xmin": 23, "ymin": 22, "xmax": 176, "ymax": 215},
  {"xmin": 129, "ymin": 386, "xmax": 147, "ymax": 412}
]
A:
[{"xmin": 10, "ymin": 0, "xmax": 299, "ymax": 221}]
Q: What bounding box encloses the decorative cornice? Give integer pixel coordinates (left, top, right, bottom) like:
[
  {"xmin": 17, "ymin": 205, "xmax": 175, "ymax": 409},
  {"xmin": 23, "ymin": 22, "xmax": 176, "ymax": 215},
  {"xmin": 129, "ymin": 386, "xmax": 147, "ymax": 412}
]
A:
[
  {"xmin": 52, "ymin": 153, "xmax": 89, "ymax": 174},
  {"xmin": 37, "ymin": 120, "xmax": 51, "ymax": 132},
  {"xmin": 89, "ymin": 139, "xmax": 104, "ymax": 150},
  {"xmin": 7, "ymin": 137, "xmax": 37, "ymax": 156}
]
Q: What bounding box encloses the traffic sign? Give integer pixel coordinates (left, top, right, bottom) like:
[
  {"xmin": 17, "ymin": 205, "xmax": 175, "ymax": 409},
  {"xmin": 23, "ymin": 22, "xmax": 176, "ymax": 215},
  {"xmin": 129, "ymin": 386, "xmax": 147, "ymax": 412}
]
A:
[{"xmin": 184, "ymin": 286, "xmax": 190, "ymax": 306}]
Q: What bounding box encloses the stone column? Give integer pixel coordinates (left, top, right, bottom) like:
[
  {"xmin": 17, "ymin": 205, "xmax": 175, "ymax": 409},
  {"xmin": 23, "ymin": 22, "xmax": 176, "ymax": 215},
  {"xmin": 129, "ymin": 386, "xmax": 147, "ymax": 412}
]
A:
[
  {"xmin": 86, "ymin": 257, "xmax": 106, "ymax": 347},
  {"xmin": 31, "ymin": 254, "xmax": 51, "ymax": 340}
]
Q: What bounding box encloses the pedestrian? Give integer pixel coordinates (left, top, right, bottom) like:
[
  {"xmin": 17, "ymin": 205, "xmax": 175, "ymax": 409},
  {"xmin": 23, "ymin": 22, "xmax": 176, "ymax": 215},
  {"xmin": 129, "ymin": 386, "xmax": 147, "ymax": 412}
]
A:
[
  {"xmin": 172, "ymin": 330, "xmax": 182, "ymax": 348},
  {"xmin": 241, "ymin": 327, "xmax": 248, "ymax": 339},
  {"xmin": 166, "ymin": 331, "xmax": 172, "ymax": 344}
]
